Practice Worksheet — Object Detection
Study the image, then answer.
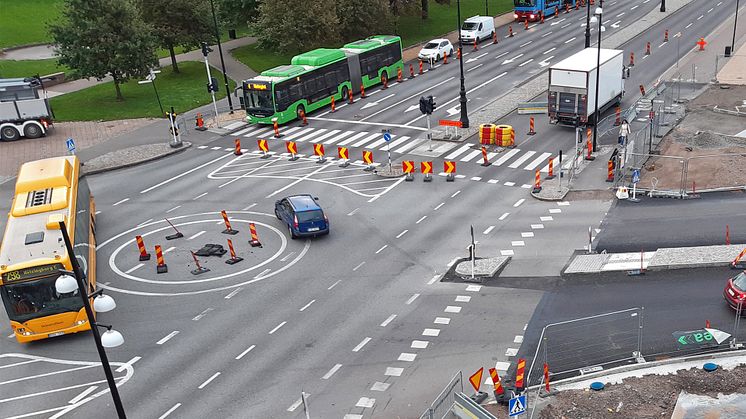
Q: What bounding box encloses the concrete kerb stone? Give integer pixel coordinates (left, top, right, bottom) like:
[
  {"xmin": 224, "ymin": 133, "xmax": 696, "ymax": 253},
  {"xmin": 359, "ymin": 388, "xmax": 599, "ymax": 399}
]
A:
[
  {"xmin": 647, "ymin": 243, "xmax": 746, "ymax": 270},
  {"xmin": 531, "ymin": 175, "xmax": 570, "ymax": 201},
  {"xmin": 455, "ymin": 256, "xmax": 511, "ymax": 282},
  {"xmin": 81, "ymin": 142, "xmax": 192, "ymax": 176},
  {"xmin": 458, "ymin": 0, "xmax": 698, "ymax": 142}
]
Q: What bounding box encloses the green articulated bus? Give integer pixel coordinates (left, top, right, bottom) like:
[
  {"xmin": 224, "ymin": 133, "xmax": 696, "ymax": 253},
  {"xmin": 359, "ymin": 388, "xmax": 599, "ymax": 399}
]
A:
[{"xmin": 241, "ymin": 35, "xmax": 404, "ymax": 125}]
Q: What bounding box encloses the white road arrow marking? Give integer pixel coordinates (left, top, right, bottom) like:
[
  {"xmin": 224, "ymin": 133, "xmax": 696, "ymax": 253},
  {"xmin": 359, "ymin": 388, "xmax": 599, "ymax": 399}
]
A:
[
  {"xmin": 539, "ymin": 56, "xmax": 554, "ymax": 67},
  {"xmin": 502, "ymin": 53, "xmax": 524, "ymax": 65},
  {"xmin": 405, "ymin": 104, "xmax": 420, "ymax": 113},
  {"xmin": 611, "ymin": 20, "xmax": 621, "ymax": 29},
  {"xmin": 447, "ymin": 106, "xmax": 460, "ymax": 116},
  {"xmin": 361, "ymin": 93, "xmax": 395, "ymax": 110}
]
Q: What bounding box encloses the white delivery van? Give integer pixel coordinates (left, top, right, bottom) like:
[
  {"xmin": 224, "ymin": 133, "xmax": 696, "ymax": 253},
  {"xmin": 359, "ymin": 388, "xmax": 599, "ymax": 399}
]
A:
[{"xmin": 460, "ymin": 16, "xmax": 495, "ymax": 45}]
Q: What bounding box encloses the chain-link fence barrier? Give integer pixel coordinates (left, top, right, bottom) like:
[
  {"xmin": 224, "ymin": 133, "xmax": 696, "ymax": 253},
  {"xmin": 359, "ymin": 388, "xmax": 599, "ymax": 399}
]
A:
[{"xmin": 419, "ymin": 371, "xmax": 463, "ymax": 419}]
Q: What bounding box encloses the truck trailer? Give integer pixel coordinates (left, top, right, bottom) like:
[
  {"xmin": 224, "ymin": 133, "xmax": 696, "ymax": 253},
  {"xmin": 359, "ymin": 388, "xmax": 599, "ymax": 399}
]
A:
[
  {"xmin": 548, "ymin": 48, "xmax": 624, "ymax": 126},
  {"xmin": 0, "ymin": 77, "xmax": 53, "ymax": 141}
]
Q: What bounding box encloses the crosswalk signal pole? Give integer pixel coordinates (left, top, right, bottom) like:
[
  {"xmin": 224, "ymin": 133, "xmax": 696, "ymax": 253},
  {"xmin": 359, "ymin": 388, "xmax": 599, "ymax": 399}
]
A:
[
  {"xmin": 201, "ymin": 42, "xmax": 221, "ymax": 129},
  {"xmin": 426, "ymin": 113, "xmax": 433, "ymax": 151}
]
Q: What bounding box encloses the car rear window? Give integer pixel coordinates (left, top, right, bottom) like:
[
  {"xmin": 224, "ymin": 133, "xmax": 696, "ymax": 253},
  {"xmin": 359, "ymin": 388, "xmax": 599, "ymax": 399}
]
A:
[
  {"xmin": 733, "ymin": 272, "xmax": 746, "ymax": 290},
  {"xmin": 297, "ymin": 210, "xmax": 323, "ymax": 222},
  {"xmin": 424, "ymin": 42, "xmax": 438, "ymax": 49}
]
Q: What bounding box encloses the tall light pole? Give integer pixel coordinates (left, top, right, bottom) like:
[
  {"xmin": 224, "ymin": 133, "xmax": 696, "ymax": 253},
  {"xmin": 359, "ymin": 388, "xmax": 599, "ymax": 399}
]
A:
[
  {"xmin": 732, "ymin": 0, "xmax": 741, "ymax": 56},
  {"xmin": 591, "ymin": 6, "xmax": 605, "ymax": 152},
  {"xmin": 660, "ymin": 0, "xmax": 666, "ymax": 12},
  {"xmin": 55, "ymin": 221, "xmax": 125, "ymax": 418},
  {"xmin": 585, "ymin": 0, "xmax": 592, "ymax": 48},
  {"xmin": 209, "ymin": 0, "xmax": 234, "ymax": 113},
  {"xmin": 485, "ymin": 0, "xmax": 489, "ymax": 16},
  {"xmin": 456, "ymin": 0, "xmax": 470, "ymax": 128}
]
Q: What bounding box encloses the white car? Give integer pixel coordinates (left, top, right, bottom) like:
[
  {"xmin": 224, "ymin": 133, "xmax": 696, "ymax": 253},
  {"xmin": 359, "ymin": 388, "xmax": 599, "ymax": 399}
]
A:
[{"xmin": 418, "ymin": 39, "xmax": 454, "ymax": 62}]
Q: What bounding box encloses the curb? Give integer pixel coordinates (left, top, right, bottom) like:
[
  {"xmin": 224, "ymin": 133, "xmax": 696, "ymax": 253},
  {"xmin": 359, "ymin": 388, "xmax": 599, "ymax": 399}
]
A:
[{"xmin": 81, "ymin": 142, "xmax": 192, "ymax": 177}]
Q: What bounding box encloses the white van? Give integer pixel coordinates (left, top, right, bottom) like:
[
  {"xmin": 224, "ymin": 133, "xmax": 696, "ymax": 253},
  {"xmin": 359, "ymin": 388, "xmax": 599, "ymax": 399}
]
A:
[{"xmin": 460, "ymin": 16, "xmax": 495, "ymax": 45}]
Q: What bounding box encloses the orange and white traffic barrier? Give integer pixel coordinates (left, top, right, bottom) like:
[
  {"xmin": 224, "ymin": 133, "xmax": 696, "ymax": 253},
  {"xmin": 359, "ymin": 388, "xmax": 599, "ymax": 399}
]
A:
[
  {"xmin": 272, "ymin": 118, "xmax": 281, "ymax": 138},
  {"xmin": 481, "ymin": 146, "xmax": 490, "ymax": 167},
  {"xmin": 606, "ymin": 160, "xmax": 614, "ymax": 182},
  {"xmin": 664, "ymin": 29, "xmax": 669, "ymax": 42},
  {"xmin": 555, "ymin": 6, "xmax": 559, "ymax": 17},
  {"xmin": 444, "ymin": 161, "xmax": 456, "ymax": 182},
  {"xmin": 614, "ymin": 106, "xmax": 621, "ymax": 126},
  {"xmin": 286, "ymin": 141, "xmax": 299, "ymax": 161},
  {"xmin": 382, "ymin": 74, "xmax": 389, "ymax": 89},
  {"xmin": 397, "ymin": 67, "xmax": 403, "ymax": 82},
  {"xmin": 330, "ymin": 96, "xmax": 336, "ymax": 113},
  {"xmin": 629, "ymin": 51, "xmax": 635, "ymax": 67},
  {"xmin": 360, "ymin": 84, "xmax": 366, "ymax": 98},
  {"xmin": 135, "ymin": 235, "xmax": 151, "ymax": 261},
  {"xmin": 300, "ymin": 108, "xmax": 308, "ymax": 126},
  {"xmin": 546, "ymin": 157, "xmax": 555, "ymax": 180},
  {"xmin": 457, "ymin": 48, "xmax": 462, "ymax": 60},
  {"xmin": 639, "ymin": 84, "xmax": 646, "ymax": 97},
  {"xmin": 575, "ymin": 1, "xmax": 580, "ymax": 9},
  {"xmin": 533, "ymin": 169, "xmax": 542, "ymax": 193},
  {"xmin": 221, "ymin": 210, "xmax": 239, "ymax": 235},
  {"xmin": 585, "ymin": 138, "xmax": 595, "ymax": 161},
  {"xmin": 338, "ymin": 146, "xmax": 349, "ymax": 167},
  {"xmin": 488, "ymin": 368, "xmax": 504, "ymax": 397},
  {"xmin": 544, "ymin": 363, "xmax": 551, "ymax": 393},
  {"xmin": 540, "ymin": 12, "xmax": 545, "ymax": 24},
  {"xmin": 443, "ymin": 52, "xmax": 448, "ymax": 65},
  {"xmin": 257, "ymin": 139, "xmax": 269, "ymax": 159},
  {"xmin": 565, "ymin": 3, "xmax": 570, "ymax": 13},
  {"xmin": 515, "ymin": 358, "xmax": 526, "ymax": 391},
  {"xmin": 473, "ymin": 38, "xmax": 478, "ymax": 51},
  {"xmin": 645, "ymin": 42, "xmax": 651, "ymax": 55},
  {"xmin": 403, "ymin": 160, "xmax": 415, "ymax": 181},
  {"xmin": 419, "ymin": 60, "xmax": 424, "ymax": 75},
  {"xmin": 421, "ymin": 161, "xmax": 433, "ymax": 182},
  {"xmin": 248, "ymin": 222, "xmax": 262, "ymax": 247},
  {"xmin": 234, "ymin": 138, "xmax": 243, "ymax": 156},
  {"xmin": 528, "ymin": 117, "xmax": 536, "ymax": 135},
  {"xmin": 493, "ymin": 32, "xmax": 498, "ymax": 44},
  {"xmin": 731, "ymin": 248, "xmax": 746, "ymax": 269},
  {"xmin": 410, "ymin": 63, "xmax": 415, "ymax": 78},
  {"xmin": 363, "ymin": 150, "xmax": 375, "ymax": 171},
  {"xmin": 155, "ymin": 245, "xmax": 168, "ymax": 274},
  {"xmin": 313, "ymin": 143, "xmax": 326, "ymax": 164},
  {"xmin": 195, "ymin": 113, "xmax": 206, "ymax": 131},
  {"xmin": 508, "ymin": 25, "xmax": 514, "ymax": 37},
  {"xmin": 348, "ymin": 87, "xmax": 354, "ymax": 104},
  {"xmin": 190, "ymin": 250, "xmax": 210, "ymax": 275},
  {"xmin": 225, "ymin": 239, "xmax": 243, "ymax": 264}
]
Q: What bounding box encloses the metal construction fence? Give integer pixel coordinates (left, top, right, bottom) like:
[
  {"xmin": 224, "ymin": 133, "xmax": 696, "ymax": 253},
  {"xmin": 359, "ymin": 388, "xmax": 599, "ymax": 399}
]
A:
[{"xmin": 419, "ymin": 371, "xmax": 463, "ymax": 419}]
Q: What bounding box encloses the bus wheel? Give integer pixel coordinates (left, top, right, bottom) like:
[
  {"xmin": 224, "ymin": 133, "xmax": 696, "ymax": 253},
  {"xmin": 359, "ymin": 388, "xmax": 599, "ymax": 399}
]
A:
[
  {"xmin": 24, "ymin": 124, "xmax": 43, "ymax": 139},
  {"xmin": 381, "ymin": 71, "xmax": 388, "ymax": 86},
  {"xmin": 296, "ymin": 105, "xmax": 306, "ymax": 120},
  {"xmin": 342, "ymin": 86, "xmax": 349, "ymax": 101},
  {"xmin": 0, "ymin": 126, "xmax": 20, "ymax": 141}
]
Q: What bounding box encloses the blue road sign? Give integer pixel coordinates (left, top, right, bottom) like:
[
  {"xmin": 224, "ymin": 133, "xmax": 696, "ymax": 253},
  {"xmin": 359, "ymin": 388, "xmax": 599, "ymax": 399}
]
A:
[
  {"xmin": 65, "ymin": 138, "xmax": 76, "ymax": 154},
  {"xmin": 509, "ymin": 394, "xmax": 527, "ymax": 417},
  {"xmin": 383, "ymin": 132, "xmax": 392, "ymax": 142},
  {"xmin": 632, "ymin": 169, "xmax": 640, "ymax": 184}
]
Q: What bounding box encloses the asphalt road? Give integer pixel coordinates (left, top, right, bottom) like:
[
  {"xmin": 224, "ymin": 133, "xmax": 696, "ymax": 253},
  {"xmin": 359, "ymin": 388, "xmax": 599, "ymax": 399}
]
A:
[
  {"xmin": 594, "ymin": 191, "xmax": 746, "ymax": 252},
  {"xmin": 515, "ymin": 267, "xmax": 746, "ymax": 387}
]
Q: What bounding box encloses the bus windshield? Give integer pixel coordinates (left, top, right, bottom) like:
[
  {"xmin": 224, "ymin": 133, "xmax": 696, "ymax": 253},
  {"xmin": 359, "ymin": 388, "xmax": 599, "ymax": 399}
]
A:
[
  {"xmin": 0, "ymin": 275, "xmax": 83, "ymax": 324},
  {"xmin": 514, "ymin": 0, "xmax": 535, "ymax": 6},
  {"xmin": 246, "ymin": 88, "xmax": 274, "ymax": 113}
]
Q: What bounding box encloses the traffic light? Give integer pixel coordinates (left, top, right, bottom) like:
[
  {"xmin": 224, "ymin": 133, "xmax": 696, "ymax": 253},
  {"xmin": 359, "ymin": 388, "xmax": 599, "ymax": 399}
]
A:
[
  {"xmin": 201, "ymin": 42, "xmax": 213, "ymax": 57},
  {"xmin": 207, "ymin": 77, "xmax": 218, "ymax": 93},
  {"xmin": 419, "ymin": 96, "xmax": 427, "ymax": 114},
  {"xmin": 427, "ymin": 95, "xmax": 436, "ymax": 114}
]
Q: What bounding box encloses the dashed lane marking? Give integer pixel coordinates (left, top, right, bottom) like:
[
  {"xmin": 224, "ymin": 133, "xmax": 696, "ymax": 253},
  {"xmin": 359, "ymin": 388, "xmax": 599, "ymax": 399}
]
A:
[
  {"xmin": 322, "ymin": 364, "xmax": 343, "ymax": 380},
  {"xmin": 235, "ymin": 345, "xmax": 256, "ymax": 360},
  {"xmin": 353, "ymin": 337, "xmax": 372, "ymax": 352},
  {"xmin": 197, "ymin": 372, "xmax": 221, "ymax": 389},
  {"xmin": 299, "ymin": 299, "xmax": 315, "ymax": 312},
  {"xmin": 434, "ymin": 317, "xmax": 451, "ymax": 325},
  {"xmin": 380, "ymin": 314, "xmax": 397, "ymax": 327},
  {"xmin": 156, "ymin": 331, "xmax": 179, "ymax": 345},
  {"xmin": 406, "ymin": 294, "xmax": 420, "ymax": 305},
  {"xmin": 398, "ymin": 353, "xmax": 417, "ymax": 362}
]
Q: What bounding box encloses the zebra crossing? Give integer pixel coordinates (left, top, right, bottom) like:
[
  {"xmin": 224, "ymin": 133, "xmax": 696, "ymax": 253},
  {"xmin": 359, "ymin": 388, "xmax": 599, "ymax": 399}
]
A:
[{"xmin": 227, "ymin": 125, "xmax": 574, "ymax": 173}]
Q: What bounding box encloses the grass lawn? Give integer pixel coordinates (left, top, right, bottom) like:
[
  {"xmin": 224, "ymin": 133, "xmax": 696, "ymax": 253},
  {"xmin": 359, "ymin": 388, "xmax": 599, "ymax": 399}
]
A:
[
  {"xmin": 0, "ymin": 0, "xmax": 62, "ymax": 48},
  {"xmin": 50, "ymin": 61, "xmax": 236, "ymax": 121},
  {"xmin": 232, "ymin": 0, "xmax": 513, "ymax": 73},
  {"xmin": 0, "ymin": 59, "xmax": 69, "ymax": 79}
]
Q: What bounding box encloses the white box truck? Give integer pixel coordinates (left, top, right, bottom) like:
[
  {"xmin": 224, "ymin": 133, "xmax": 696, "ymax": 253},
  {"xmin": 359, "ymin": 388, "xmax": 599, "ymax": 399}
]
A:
[{"xmin": 548, "ymin": 48, "xmax": 624, "ymax": 126}]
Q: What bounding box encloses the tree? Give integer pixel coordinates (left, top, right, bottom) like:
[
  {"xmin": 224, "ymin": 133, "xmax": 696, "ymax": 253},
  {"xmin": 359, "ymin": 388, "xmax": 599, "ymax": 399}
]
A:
[
  {"xmin": 421, "ymin": 0, "xmax": 428, "ymax": 20},
  {"xmin": 50, "ymin": 0, "xmax": 158, "ymax": 100},
  {"xmin": 336, "ymin": 0, "xmax": 394, "ymax": 42},
  {"xmin": 254, "ymin": 0, "xmax": 339, "ymax": 53},
  {"xmin": 139, "ymin": 0, "xmax": 213, "ymax": 74},
  {"xmin": 216, "ymin": 0, "xmax": 259, "ymax": 30}
]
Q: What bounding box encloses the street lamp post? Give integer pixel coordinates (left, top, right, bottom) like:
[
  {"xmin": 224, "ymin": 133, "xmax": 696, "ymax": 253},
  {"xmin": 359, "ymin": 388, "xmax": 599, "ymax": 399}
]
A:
[
  {"xmin": 732, "ymin": 0, "xmax": 741, "ymax": 56},
  {"xmin": 660, "ymin": 0, "xmax": 666, "ymax": 12},
  {"xmin": 591, "ymin": 7, "xmax": 605, "ymax": 152},
  {"xmin": 485, "ymin": 0, "xmax": 489, "ymax": 16},
  {"xmin": 456, "ymin": 0, "xmax": 470, "ymax": 128},
  {"xmin": 585, "ymin": 0, "xmax": 592, "ymax": 48},
  {"xmin": 208, "ymin": 0, "xmax": 234, "ymax": 113},
  {"xmin": 138, "ymin": 69, "xmax": 164, "ymax": 115},
  {"xmin": 56, "ymin": 221, "xmax": 125, "ymax": 418}
]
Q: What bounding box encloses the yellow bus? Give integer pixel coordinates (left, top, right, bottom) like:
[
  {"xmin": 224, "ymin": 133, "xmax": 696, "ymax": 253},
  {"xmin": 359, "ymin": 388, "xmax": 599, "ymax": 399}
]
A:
[{"xmin": 0, "ymin": 156, "xmax": 96, "ymax": 343}]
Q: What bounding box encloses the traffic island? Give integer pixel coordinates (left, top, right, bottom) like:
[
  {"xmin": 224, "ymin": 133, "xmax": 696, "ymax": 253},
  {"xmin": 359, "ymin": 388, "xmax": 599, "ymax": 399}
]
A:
[
  {"xmin": 373, "ymin": 165, "xmax": 403, "ymax": 178},
  {"xmin": 440, "ymin": 256, "xmax": 511, "ymax": 284},
  {"xmin": 82, "ymin": 142, "xmax": 192, "ymax": 176},
  {"xmin": 530, "ymin": 175, "xmax": 570, "ymax": 201}
]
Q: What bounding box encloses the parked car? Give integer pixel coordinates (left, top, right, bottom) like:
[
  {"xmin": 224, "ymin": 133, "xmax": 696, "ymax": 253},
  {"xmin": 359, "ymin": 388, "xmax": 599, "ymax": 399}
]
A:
[
  {"xmin": 418, "ymin": 39, "xmax": 454, "ymax": 62},
  {"xmin": 275, "ymin": 194, "xmax": 329, "ymax": 239},
  {"xmin": 724, "ymin": 270, "xmax": 746, "ymax": 311},
  {"xmin": 459, "ymin": 16, "xmax": 495, "ymax": 44}
]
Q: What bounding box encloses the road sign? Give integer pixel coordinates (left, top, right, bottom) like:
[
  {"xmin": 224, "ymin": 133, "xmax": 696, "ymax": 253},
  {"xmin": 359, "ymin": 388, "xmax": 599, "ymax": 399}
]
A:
[
  {"xmin": 402, "ymin": 160, "xmax": 414, "ymax": 174},
  {"xmin": 509, "ymin": 394, "xmax": 527, "ymax": 416},
  {"xmin": 632, "ymin": 169, "xmax": 640, "ymax": 184},
  {"xmin": 444, "ymin": 161, "xmax": 456, "ymax": 173},
  {"xmin": 421, "ymin": 161, "xmax": 433, "ymax": 174},
  {"xmin": 468, "ymin": 367, "xmax": 484, "ymax": 393},
  {"xmin": 383, "ymin": 131, "xmax": 392, "ymax": 142},
  {"xmin": 673, "ymin": 329, "xmax": 726, "ymax": 348},
  {"xmin": 65, "ymin": 138, "xmax": 76, "ymax": 154}
]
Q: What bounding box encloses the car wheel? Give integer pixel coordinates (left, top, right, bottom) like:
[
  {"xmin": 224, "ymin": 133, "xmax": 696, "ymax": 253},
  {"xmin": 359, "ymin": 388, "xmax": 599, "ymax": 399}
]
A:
[
  {"xmin": 275, "ymin": 209, "xmax": 281, "ymax": 220},
  {"xmin": 1, "ymin": 126, "xmax": 20, "ymax": 141},
  {"xmin": 449, "ymin": 48, "xmax": 454, "ymax": 57},
  {"xmin": 288, "ymin": 224, "xmax": 297, "ymax": 239},
  {"xmin": 23, "ymin": 124, "xmax": 43, "ymax": 139}
]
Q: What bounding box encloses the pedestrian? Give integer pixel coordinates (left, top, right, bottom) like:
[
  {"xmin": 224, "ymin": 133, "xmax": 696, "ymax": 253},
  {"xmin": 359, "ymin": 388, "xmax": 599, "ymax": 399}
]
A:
[{"xmin": 618, "ymin": 119, "xmax": 630, "ymax": 145}]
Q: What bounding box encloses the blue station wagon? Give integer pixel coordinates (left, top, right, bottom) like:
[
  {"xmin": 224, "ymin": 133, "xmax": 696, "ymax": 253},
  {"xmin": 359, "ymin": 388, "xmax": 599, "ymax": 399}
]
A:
[{"xmin": 274, "ymin": 195, "xmax": 329, "ymax": 239}]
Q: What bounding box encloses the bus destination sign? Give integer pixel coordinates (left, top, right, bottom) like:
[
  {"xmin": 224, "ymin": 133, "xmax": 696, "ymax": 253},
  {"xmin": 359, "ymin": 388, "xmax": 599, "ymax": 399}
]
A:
[{"xmin": 1, "ymin": 264, "xmax": 63, "ymax": 283}]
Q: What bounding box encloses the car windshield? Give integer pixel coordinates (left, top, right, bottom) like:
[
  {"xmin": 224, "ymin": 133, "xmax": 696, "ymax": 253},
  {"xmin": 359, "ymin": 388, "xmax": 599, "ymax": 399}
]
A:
[
  {"xmin": 246, "ymin": 88, "xmax": 274, "ymax": 112},
  {"xmin": 462, "ymin": 22, "xmax": 478, "ymax": 30},
  {"xmin": 514, "ymin": 0, "xmax": 535, "ymax": 6},
  {"xmin": 297, "ymin": 210, "xmax": 324, "ymax": 222},
  {"xmin": 733, "ymin": 272, "xmax": 746, "ymax": 291},
  {"xmin": 423, "ymin": 42, "xmax": 439, "ymax": 49},
  {"xmin": 0, "ymin": 275, "xmax": 83, "ymax": 323}
]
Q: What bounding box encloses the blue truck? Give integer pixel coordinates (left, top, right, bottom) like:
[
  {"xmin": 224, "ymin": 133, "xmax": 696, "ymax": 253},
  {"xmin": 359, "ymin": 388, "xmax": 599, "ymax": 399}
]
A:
[{"xmin": 513, "ymin": 0, "xmax": 577, "ymax": 22}]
